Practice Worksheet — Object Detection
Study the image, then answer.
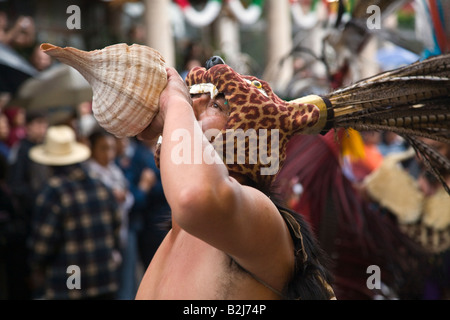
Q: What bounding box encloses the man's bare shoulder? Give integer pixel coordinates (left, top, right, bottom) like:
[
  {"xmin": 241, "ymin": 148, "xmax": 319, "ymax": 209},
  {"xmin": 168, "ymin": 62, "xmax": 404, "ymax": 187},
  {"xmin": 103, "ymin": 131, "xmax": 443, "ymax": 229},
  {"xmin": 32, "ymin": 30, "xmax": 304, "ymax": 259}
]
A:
[{"xmin": 136, "ymin": 228, "xmax": 284, "ymax": 300}]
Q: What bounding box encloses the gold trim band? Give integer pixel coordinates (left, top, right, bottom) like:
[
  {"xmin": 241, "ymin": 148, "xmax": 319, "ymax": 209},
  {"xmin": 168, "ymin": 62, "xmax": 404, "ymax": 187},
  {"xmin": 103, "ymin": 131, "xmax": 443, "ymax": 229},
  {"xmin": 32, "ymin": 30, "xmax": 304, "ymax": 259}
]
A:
[{"xmin": 289, "ymin": 95, "xmax": 331, "ymax": 135}]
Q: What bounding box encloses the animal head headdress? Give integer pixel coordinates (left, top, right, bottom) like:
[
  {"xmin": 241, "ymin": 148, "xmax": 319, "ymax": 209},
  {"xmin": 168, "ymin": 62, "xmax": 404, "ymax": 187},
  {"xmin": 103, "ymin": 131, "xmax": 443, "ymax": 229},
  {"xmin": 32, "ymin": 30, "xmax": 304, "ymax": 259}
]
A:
[{"xmin": 182, "ymin": 61, "xmax": 332, "ymax": 190}]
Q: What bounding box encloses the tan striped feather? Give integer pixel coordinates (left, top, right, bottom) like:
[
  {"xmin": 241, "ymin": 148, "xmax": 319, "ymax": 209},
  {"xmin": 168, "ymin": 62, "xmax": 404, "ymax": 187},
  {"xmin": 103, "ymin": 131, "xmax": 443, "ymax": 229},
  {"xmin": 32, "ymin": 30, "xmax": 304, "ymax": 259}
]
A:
[{"xmin": 322, "ymin": 53, "xmax": 450, "ymax": 193}]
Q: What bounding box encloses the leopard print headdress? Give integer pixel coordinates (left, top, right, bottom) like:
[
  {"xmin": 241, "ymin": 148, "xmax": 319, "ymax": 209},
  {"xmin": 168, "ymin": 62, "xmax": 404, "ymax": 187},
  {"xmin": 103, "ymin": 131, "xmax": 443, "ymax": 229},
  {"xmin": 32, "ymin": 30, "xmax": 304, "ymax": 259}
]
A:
[{"xmin": 156, "ymin": 62, "xmax": 330, "ymax": 191}]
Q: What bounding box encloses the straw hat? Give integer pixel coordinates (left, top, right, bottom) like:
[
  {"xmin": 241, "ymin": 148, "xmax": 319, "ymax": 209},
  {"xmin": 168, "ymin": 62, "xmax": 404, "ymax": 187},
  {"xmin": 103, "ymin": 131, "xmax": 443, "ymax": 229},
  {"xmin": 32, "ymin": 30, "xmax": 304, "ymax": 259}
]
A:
[{"xmin": 29, "ymin": 125, "xmax": 90, "ymax": 166}]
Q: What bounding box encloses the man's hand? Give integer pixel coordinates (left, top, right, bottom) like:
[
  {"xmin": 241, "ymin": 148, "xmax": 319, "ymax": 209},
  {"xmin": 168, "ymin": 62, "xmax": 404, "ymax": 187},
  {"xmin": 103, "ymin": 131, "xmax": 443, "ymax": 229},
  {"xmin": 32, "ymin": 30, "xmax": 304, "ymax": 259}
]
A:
[{"xmin": 138, "ymin": 67, "xmax": 191, "ymax": 142}]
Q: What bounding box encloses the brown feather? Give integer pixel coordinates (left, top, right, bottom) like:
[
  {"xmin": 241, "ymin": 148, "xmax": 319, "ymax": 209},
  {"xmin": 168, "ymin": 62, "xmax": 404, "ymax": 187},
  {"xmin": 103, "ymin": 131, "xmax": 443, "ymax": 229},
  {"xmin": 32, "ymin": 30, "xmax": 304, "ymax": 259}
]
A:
[
  {"xmin": 322, "ymin": 53, "xmax": 450, "ymax": 193},
  {"xmin": 405, "ymin": 136, "xmax": 450, "ymax": 195}
]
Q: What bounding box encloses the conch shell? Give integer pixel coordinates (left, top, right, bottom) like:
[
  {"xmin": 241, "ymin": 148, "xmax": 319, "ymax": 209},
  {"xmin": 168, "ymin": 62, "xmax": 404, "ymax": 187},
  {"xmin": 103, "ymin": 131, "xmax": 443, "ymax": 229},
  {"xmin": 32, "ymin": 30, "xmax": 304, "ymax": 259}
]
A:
[{"xmin": 40, "ymin": 43, "xmax": 167, "ymax": 138}]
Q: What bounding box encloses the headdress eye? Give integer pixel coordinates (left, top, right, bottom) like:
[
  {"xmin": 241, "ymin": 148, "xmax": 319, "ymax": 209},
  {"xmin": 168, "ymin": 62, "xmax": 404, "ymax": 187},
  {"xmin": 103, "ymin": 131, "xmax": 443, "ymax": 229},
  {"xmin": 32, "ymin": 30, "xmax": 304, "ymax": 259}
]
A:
[
  {"xmin": 244, "ymin": 78, "xmax": 268, "ymax": 97},
  {"xmin": 252, "ymin": 80, "xmax": 262, "ymax": 89}
]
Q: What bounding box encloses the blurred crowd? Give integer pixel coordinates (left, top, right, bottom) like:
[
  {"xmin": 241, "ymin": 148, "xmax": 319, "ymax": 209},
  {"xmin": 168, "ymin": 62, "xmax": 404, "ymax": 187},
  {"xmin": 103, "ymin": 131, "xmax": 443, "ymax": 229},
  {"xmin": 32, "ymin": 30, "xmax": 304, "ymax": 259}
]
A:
[
  {"xmin": 0, "ymin": 99, "xmax": 171, "ymax": 300},
  {"xmin": 0, "ymin": 13, "xmax": 172, "ymax": 297}
]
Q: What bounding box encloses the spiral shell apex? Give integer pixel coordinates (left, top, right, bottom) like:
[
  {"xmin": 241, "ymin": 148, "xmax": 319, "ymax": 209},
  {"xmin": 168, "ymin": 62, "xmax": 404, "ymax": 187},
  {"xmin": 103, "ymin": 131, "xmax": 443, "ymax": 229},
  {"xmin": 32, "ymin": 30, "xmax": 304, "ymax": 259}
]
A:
[{"xmin": 41, "ymin": 43, "xmax": 167, "ymax": 138}]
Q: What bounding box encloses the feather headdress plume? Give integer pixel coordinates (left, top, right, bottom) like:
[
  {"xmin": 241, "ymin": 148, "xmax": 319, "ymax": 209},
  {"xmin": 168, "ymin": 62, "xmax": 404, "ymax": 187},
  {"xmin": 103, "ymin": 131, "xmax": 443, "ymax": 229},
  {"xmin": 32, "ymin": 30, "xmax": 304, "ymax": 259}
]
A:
[{"xmin": 299, "ymin": 54, "xmax": 450, "ymax": 192}]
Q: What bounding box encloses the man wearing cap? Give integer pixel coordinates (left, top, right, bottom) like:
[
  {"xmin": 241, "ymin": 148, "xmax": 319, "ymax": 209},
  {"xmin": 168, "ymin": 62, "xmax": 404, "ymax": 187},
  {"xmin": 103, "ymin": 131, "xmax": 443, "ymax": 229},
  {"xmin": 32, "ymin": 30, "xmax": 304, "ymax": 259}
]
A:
[
  {"xmin": 135, "ymin": 61, "xmax": 335, "ymax": 299},
  {"xmin": 28, "ymin": 125, "xmax": 122, "ymax": 300}
]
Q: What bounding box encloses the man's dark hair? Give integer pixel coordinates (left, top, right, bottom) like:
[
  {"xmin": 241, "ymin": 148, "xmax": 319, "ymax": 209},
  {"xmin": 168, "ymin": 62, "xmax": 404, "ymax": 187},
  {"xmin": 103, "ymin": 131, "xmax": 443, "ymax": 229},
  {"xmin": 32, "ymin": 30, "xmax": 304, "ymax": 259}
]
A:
[{"xmin": 272, "ymin": 197, "xmax": 334, "ymax": 299}]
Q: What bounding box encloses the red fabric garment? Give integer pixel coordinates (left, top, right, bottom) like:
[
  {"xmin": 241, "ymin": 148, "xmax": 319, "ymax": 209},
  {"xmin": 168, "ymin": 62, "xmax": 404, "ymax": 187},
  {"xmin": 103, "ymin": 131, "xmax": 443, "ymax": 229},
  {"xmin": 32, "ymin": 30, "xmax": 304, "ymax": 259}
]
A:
[{"xmin": 275, "ymin": 130, "xmax": 427, "ymax": 299}]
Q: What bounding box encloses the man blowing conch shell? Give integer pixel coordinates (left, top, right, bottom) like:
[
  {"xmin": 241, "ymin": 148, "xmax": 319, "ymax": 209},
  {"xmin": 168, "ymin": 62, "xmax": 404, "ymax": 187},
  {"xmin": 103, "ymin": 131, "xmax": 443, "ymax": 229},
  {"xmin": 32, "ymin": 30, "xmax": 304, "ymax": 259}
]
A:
[
  {"xmin": 40, "ymin": 43, "xmax": 337, "ymax": 300},
  {"xmin": 134, "ymin": 61, "xmax": 335, "ymax": 300}
]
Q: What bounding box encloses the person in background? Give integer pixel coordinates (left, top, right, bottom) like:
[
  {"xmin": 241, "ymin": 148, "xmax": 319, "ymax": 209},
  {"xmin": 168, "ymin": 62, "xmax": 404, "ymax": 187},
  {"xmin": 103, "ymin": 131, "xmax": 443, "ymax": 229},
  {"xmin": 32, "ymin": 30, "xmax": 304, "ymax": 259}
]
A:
[
  {"xmin": 8, "ymin": 110, "xmax": 49, "ymax": 217},
  {"xmin": 4, "ymin": 106, "xmax": 26, "ymax": 148},
  {"xmin": 77, "ymin": 101, "xmax": 99, "ymax": 145},
  {"xmin": 7, "ymin": 109, "xmax": 49, "ymax": 296},
  {"xmin": 114, "ymin": 136, "xmax": 157, "ymax": 299},
  {"xmin": 414, "ymin": 138, "xmax": 450, "ymax": 299},
  {"xmin": 0, "ymin": 150, "xmax": 27, "ymax": 299},
  {"xmin": 28, "ymin": 125, "xmax": 122, "ymax": 299},
  {"xmin": 0, "ymin": 15, "xmax": 35, "ymax": 49},
  {"xmin": 0, "ymin": 93, "xmax": 11, "ymax": 111},
  {"xmin": 0, "ymin": 11, "xmax": 7, "ymax": 44},
  {"xmin": 86, "ymin": 129, "xmax": 134, "ymax": 248},
  {"xmin": 138, "ymin": 140, "xmax": 171, "ymax": 269},
  {"xmin": 0, "ymin": 112, "xmax": 10, "ymax": 159},
  {"xmin": 363, "ymin": 136, "xmax": 450, "ymax": 299},
  {"xmin": 116, "ymin": 137, "xmax": 171, "ymax": 287},
  {"xmin": 85, "ymin": 129, "xmax": 134, "ymax": 299}
]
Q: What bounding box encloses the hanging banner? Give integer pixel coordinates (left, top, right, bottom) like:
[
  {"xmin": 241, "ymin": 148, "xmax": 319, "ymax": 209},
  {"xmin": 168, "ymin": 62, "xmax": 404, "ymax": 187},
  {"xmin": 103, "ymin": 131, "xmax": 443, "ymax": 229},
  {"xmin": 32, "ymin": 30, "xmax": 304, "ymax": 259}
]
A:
[
  {"xmin": 174, "ymin": 0, "xmax": 223, "ymax": 27},
  {"xmin": 227, "ymin": 0, "xmax": 264, "ymax": 25},
  {"xmin": 414, "ymin": 0, "xmax": 449, "ymax": 57}
]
